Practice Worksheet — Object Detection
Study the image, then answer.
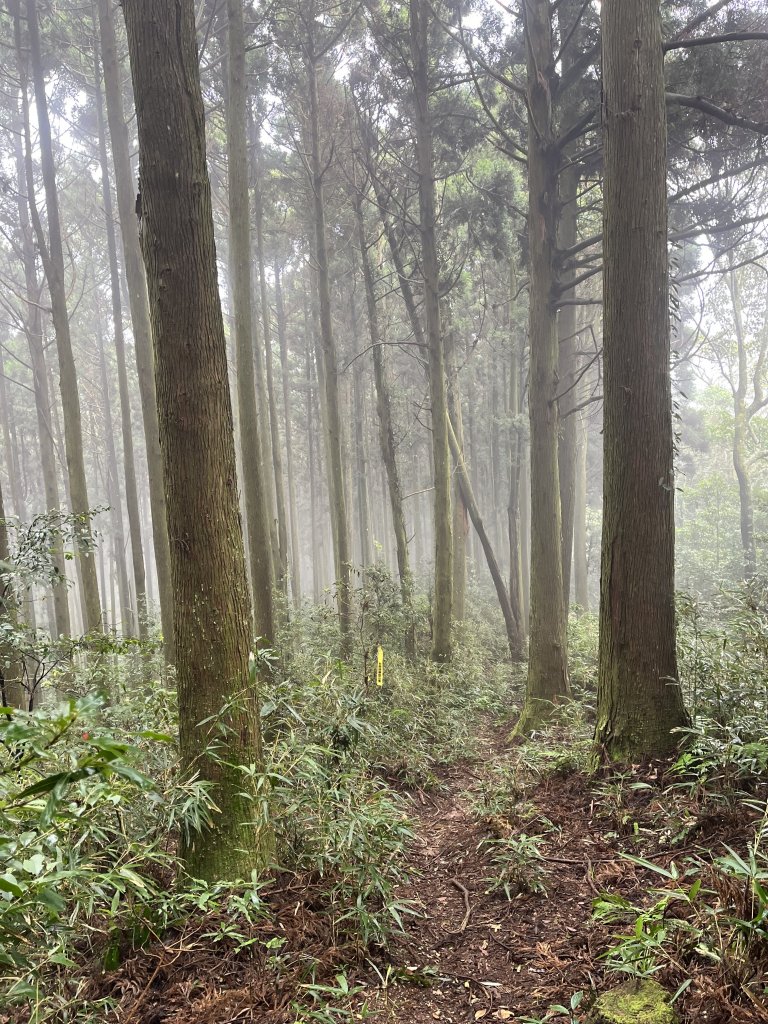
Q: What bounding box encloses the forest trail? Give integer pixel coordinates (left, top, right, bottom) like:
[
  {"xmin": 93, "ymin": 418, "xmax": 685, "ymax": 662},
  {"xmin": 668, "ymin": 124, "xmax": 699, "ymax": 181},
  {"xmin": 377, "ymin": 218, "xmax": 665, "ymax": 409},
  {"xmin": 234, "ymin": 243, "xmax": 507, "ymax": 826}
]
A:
[
  {"xmin": 356, "ymin": 722, "xmax": 605, "ymax": 1022},
  {"xmin": 356, "ymin": 720, "xmax": 756, "ymax": 1024}
]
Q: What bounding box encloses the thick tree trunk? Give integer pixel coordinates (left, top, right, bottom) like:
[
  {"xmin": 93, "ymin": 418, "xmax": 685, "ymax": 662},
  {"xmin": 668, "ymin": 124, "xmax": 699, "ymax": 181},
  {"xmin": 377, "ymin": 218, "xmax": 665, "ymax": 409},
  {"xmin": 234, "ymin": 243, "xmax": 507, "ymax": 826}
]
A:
[
  {"xmin": 92, "ymin": 26, "xmax": 145, "ymax": 637},
  {"xmin": 225, "ymin": 0, "xmax": 275, "ymax": 643},
  {"xmin": 307, "ymin": 55, "xmax": 352, "ymax": 655},
  {"xmin": 123, "ymin": 0, "xmax": 273, "ymax": 879},
  {"xmin": 410, "ymin": 0, "xmax": 452, "ymax": 662},
  {"xmin": 516, "ymin": 0, "xmax": 570, "ymax": 733},
  {"xmin": 97, "ymin": 0, "xmax": 174, "ymax": 659},
  {"xmin": 275, "ymin": 265, "xmax": 302, "ymax": 607},
  {"xmin": 596, "ymin": 0, "xmax": 688, "ymax": 761},
  {"xmin": 26, "ymin": 0, "xmax": 102, "ymax": 635}
]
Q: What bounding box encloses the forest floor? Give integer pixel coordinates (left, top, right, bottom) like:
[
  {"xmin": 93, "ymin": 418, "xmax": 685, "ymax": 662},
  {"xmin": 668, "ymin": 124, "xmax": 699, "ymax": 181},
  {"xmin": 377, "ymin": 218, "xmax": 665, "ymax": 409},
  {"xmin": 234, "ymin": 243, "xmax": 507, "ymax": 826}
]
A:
[{"xmin": 91, "ymin": 717, "xmax": 766, "ymax": 1024}]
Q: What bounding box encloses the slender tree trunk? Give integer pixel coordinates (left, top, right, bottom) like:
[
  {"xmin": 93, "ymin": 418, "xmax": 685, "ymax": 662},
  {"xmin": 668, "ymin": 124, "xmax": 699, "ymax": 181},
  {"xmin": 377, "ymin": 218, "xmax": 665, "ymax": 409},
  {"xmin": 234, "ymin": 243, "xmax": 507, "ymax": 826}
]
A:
[
  {"xmin": 445, "ymin": 315, "xmax": 467, "ymax": 622},
  {"xmin": 96, "ymin": 317, "xmax": 134, "ymax": 635},
  {"xmin": 96, "ymin": 0, "xmax": 174, "ymax": 659},
  {"xmin": 275, "ymin": 264, "xmax": 302, "ymax": 607},
  {"xmin": 411, "ymin": 0, "xmax": 452, "ymax": 662},
  {"xmin": 448, "ymin": 417, "xmax": 523, "ymax": 660},
  {"xmin": 557, "ymin": 164, "xmax": 579, "ymax": 616},
  {"xmin": 307, "ymin": 340, "xmax": 322, "ymax": 604},
  {"xmin": 307, "ymin": 54, "xmax": 352, "ymax": 655},
  {"xmin": 596, "ymin": 0, "xmax": 688, "ymax": 761},
  {"xmin": 573, "ymin": 412, "xmax": 589, "ymax": 611},
  {"xmin": 0, "ymin": 480, "xmax": 26, "ymax": 710},
  {"xmin": 508, "ymin": 308, "xmax": 526, "ymax": 648},
  {"xmin": 26, "ymin": 0, "xmax": 101, "ymax": 634},
  {"xmin": 225, "ymin": 0, "xmax": 275, "ymax": 642},
  {"xmin": 516, "ymin": 0, "xmax": 569, "ymax": 733},
  {"xmin": 252, "ymin": 143, "xmax": 289, "ymax": 599},
  {"xmin": 123, "ymin": 0, "xmax": 273, "ymax": 879},
  {"xmin": 92, "ymin": 22, "xmax": 146, "ymax": 637},
  {"xmin": 727, "ymin": 269, "xmax": 758, "ymax": 578}
]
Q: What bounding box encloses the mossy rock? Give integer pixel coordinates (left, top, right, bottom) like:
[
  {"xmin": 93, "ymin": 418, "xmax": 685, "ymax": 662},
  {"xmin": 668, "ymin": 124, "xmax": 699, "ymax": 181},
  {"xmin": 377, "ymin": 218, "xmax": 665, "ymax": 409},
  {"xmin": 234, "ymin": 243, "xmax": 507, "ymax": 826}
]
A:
[{"xmin": 588, "ymin": 980, "xmax": 679, "ymax": 1024}]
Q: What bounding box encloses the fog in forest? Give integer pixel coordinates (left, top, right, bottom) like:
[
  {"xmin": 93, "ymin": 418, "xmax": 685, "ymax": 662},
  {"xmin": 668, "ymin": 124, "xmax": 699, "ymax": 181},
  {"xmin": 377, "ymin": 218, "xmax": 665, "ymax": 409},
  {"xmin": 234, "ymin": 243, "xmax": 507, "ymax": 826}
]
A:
[{"xmin": 0, "ymin": 2, "xmax": 767, "ymax": 1022}]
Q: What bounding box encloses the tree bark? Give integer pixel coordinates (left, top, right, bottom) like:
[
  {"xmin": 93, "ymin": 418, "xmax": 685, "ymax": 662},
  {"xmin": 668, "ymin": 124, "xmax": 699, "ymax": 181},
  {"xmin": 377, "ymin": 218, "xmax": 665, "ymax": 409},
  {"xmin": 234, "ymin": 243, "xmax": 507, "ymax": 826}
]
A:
[
  {"xmin": 122, "ymin": 0, "xmax": 273, "ymax": 879},
  {"xmin": 410, "ymin": 0, "xmax": 452, "ymax": 662},
  {"xmin": 508, "ymin": 303, "xmax": 526, "ymax": 651},
  {"xmin": 225, "ymin": 0, "xmax": 275, "ymax": 643},
  {"xmin": 97, "ymin": 0, "xmax": 174, "ymax": 660},
  {"xmin": 516, "ymin": 0, "xmax": 570, "ymax": 733},
  {"xmin": 26, "ymin": 0, "xmax": 102, "ymax": 635},
  {"xmin": 596, "ymin": 0, "xmax": 688, "ymax": 761}
]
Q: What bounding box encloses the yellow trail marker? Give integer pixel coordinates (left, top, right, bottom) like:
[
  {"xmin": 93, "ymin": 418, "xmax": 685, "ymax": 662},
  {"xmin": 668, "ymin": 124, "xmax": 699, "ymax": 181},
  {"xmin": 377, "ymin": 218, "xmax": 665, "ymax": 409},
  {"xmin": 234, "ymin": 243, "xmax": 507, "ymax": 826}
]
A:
[{"xmin": 376, "ymin": 645, "xmax": 384, "ymax": 687}]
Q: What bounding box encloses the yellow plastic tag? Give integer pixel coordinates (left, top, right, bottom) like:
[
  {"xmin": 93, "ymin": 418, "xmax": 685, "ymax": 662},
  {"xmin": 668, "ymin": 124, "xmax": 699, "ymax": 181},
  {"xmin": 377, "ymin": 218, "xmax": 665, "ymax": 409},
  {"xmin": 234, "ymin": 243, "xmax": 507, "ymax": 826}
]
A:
[{"xmin": 376, "ymin": 645, "xmax": 384, "ymax": 687}]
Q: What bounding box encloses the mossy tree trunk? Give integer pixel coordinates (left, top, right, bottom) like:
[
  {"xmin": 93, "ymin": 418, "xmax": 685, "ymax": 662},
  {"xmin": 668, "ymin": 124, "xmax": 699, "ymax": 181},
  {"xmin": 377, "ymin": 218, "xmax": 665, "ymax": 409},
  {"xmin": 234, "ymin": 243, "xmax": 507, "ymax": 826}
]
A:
[
  {"xmin": 596, "ymin": 0, "xmax": 688, "ymax": 761},
  {"xmin": 122, "ymin": 0, "xmax": 273, "ymax": 879}
]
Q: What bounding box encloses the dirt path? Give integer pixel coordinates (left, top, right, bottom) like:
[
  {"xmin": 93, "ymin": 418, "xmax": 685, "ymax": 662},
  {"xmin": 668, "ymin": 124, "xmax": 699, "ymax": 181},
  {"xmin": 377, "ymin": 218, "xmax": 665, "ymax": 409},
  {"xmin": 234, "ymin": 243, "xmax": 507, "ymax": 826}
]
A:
[
  {"xmin": 356, "ymin": 726, "xmax": 607, "ymax": 1023},
  {"xmin": 355, "ymin": 723, "xmax": 757, "ymax": 1024}
]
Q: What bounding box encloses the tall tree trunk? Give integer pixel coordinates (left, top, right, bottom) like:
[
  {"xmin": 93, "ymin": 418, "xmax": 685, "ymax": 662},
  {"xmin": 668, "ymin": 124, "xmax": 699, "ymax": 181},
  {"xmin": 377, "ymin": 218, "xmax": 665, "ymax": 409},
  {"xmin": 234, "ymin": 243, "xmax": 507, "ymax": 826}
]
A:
[
  {"xmin": 508, "ymin": 306, "xmax": 526, "ymax": 649},
  {"xmin": 351, "ymin": 290, "xmax": 373, "ymax": 568},
  {"xmin": 516, "ymin": 0, "xmax": 569, "ymax": 733},
  {"xmin": 92, "ymin": 22, "xmax": 146, "ymax": 637},
  {"xmin": 252, "ymin": 141, "xmax": 289, "ymax": 598},
  {"xmin": 97, "ymin": 0, "xmax": 174, "ymax": 659},
  {"xmin": 123, "ymin": 0, "xmax": 273, "ymax": 880},
  {"xmin": 11, "ymin": 177, "xmax": 70, "ymax": 638},
  {"xmin": 445, "ymin": 314, "xmax": 467, "ymax": 622},
  {"xmin": 596, "ymin": 0, "xmax": 688, "ymax": 761},
  {"xmin": 573, "ymin": 412, "xmax": 589, "ymax": 611},
  {"xmin": 307, "ymin": 53, "xmax": 352, "ymax": 655},
  {"xmin": 557, "ymin": 164, "xmax": 579, "ymax": 616},
  {"xmin": 727, "ymin": 268, "xmax": 757, "ymax": 578},
  {"xmin": 25, "ymin": 0, "xmax": 102, "ymax": 634},
  {"xmin": 306, "ymin": 338, "xmax": 322, "ymax": 604},
  {"xmin": 96, "ymin": 317, "xmax": 134, "ymax": 635},
  {"xmin": 410, "ymin": 0, "xmax": 452, "ymax": 662},
  {"xmin": 225, "ymin": 0, "xmax": 275, "ymax": 642},
  {"xmin": 275, "ymin": 264, "xmax": 302, "ymax": 607},
  {"xmin": 355, "ymin": 203, "xmax": 415, "ymax": 651}
]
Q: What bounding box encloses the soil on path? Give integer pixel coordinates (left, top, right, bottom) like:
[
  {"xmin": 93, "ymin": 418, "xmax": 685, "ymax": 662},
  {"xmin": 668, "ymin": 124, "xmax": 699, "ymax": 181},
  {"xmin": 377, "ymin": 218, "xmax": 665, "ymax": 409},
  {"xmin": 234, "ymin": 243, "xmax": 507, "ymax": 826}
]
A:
[{"xmin": 355, "ymin": 723, "xmax": 763, "ymax": 1024}]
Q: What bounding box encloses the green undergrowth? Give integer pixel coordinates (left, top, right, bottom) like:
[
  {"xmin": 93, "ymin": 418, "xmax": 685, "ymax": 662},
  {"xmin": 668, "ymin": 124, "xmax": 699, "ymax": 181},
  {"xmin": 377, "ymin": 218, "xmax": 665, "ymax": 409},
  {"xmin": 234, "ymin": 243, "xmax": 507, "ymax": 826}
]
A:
[{"xmin": 0, "ymin": 570, "xmax": 515, "ymax": 1020}]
